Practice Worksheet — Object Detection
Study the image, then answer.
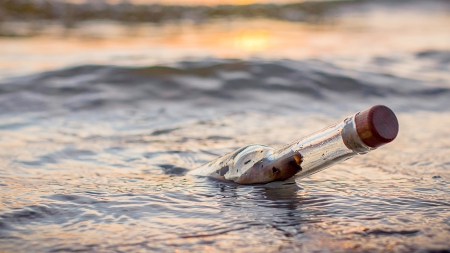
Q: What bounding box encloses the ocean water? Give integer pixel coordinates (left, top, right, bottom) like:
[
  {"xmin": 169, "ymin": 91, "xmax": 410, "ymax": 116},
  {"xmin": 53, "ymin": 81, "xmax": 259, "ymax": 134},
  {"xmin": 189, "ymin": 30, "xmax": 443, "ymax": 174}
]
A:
[
  {"xmin": 1, "ymin": 0, "xmax": 450, "ymax": 252},
  {"xmin": 1, "ymin": 51, "xmax": 450, "ymax": 252}
]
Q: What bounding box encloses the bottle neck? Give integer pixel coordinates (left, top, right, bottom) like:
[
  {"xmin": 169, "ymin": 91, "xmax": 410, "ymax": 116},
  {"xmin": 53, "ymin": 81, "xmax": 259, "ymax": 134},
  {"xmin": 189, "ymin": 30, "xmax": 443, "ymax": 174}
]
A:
[{"xmin": 342, "ymin": 115, "xmax": 375, "ymax": 154}]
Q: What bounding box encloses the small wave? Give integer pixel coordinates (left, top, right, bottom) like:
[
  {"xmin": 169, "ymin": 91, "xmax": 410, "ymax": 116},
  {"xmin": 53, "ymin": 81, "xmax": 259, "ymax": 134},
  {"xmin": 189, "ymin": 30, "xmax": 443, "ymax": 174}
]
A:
[{"xmin": 1, "ymin": 54, "xmax": 449, "ymax": 116}]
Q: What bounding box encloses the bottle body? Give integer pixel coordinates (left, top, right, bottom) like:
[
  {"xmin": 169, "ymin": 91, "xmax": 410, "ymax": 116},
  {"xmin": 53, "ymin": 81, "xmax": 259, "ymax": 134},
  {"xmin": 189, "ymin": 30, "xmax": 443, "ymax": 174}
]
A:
[
  {"xmin": 189, "ymin": 144, "xmax": 303, "ymax": 184},
  {"xmin": 273, "ymin": 115, "xmax": 372, "ymax": 180},
  {"xmin": 189, "ymin": 105, "xmax": 398, "ymax": 184}
]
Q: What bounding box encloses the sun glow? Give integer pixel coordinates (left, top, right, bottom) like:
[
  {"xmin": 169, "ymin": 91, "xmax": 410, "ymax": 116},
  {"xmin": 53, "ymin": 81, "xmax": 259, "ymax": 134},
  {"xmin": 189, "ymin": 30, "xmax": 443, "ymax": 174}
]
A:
[{"xmin": 233, "ymin": 30, "xmax": 270, "ymax": 52}]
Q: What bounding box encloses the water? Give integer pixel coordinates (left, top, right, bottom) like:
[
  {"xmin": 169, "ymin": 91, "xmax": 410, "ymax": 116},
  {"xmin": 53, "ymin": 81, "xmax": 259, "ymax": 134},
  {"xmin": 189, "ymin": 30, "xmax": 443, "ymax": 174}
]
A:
[
  {"xmin": 1, "ymin": 2, "xmax": 450, "ymax": 79},
  {"xmin": 1, "ymin": 52, "xmax": 449, "ymax": 252},
  {"xmin": 1, "ymin": 1, "xmax": 450, "ymax": 252}
]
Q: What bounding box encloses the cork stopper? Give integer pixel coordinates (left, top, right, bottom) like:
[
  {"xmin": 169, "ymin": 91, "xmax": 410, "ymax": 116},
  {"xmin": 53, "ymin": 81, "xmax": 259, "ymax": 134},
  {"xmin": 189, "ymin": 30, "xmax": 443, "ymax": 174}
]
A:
[{"xmin": 354, "ymin": 105, "xmax": 399, "ymax": 148}]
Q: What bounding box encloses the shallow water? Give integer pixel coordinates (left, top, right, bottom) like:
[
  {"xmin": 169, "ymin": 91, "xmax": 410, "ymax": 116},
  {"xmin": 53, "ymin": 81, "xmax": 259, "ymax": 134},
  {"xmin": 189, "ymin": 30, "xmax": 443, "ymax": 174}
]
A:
[{"xmin": 1, "ymin": 49, "xmax": 450, "ymax": 252}]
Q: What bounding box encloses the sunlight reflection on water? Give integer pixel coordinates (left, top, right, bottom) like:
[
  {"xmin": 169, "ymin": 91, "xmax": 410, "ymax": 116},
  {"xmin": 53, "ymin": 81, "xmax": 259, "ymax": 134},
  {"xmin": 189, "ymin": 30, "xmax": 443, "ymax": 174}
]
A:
[
  {"xmin": 0, "ymin": 7, "xmax": 449, "ymax": 79},
  {"xmin": 1, "ymin": 96, "xmax": 449, "ymax": 251}
]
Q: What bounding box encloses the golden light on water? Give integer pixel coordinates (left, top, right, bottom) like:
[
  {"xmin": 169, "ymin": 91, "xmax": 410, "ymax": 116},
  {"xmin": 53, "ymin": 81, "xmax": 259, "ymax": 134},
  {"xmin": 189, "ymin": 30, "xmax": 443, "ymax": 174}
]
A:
[
  {"xmin": 233, "ymin": 30, "xmax": 270, "ymax": 52},
  {"xmin": 1, "ymin": 4, "xmax": 450, "ymax": 79}
]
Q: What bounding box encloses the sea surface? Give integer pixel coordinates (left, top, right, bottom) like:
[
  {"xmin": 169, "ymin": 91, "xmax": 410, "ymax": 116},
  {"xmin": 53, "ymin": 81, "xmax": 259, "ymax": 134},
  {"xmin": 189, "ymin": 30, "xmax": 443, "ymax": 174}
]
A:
[{"xmin": 1, "ymin": 1, "xmax": 450, "ymax": 253}]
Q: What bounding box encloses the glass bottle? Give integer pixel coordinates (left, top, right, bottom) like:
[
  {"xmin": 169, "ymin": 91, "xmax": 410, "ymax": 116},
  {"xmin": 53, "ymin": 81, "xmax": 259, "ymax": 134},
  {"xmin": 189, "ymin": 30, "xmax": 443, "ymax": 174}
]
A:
[{"xmin": 189, "ymin": 105, "xmax": 399, "ymax": 184}]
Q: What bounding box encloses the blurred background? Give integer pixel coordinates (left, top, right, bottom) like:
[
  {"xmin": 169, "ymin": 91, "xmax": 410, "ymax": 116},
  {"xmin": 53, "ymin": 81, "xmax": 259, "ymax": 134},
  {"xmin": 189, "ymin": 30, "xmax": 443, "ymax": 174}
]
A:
[{"xmin": 1, "ymin": 0, "xmax": 449, "ymax": 78}]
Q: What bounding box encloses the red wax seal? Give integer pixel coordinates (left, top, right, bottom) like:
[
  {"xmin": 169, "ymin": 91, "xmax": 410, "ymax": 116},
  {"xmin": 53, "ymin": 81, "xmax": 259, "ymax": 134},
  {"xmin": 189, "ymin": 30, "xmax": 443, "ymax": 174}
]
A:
[{"xmin": 355, "ymin": 105, "xmax": 399, "ymax": 148}]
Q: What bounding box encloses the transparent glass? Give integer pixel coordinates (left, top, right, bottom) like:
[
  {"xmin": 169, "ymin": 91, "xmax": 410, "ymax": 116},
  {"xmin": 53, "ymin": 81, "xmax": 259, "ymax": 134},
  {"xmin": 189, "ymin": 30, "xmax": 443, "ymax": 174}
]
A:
[
  {"xmin": 273, "ymin": 116, "xmax": 374, "ymax": 180},
  {"xmin": 190, "ymin": 114, "xmax": 374, "ymax": 184}
]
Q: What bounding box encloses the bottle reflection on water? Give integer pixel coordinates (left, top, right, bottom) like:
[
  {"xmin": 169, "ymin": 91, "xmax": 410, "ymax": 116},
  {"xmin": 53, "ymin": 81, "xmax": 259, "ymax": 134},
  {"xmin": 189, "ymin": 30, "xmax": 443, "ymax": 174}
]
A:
[{"xmin": 189, "ymin": 105, "xmax": 399, "ymax": 185}]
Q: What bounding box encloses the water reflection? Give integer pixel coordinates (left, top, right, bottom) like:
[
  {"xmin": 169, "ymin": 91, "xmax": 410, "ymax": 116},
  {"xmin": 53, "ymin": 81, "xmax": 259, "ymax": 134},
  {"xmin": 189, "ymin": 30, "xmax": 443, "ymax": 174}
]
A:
[
  {"xmin": 1, "ymin": 1, "xmax": 449, "ymax": 79},
  {"xmin": 1, "ymin": 109, "xmax": 450, "ymax": 251},
  {"xmin": 233, "ymin": 29, "xmax": 270, "ymax": 52}
]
